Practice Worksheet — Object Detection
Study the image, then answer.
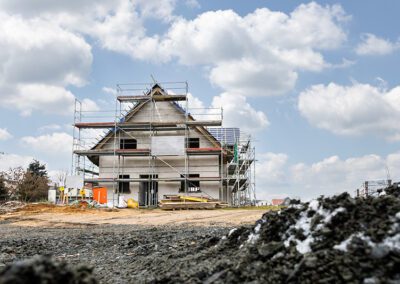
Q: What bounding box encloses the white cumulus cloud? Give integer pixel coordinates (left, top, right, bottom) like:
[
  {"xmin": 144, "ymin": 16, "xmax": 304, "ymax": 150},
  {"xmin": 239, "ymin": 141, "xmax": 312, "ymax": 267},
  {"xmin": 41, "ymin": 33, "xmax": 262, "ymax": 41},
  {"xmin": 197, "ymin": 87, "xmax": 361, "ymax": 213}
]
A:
[
  {"xmin": 158, "ymin": 3, "xmax": 348, "ymax": 96},
  {"xmin": 1, "ymin": 1, "xmax": 349, "ymax": 98},
  {"xmin": 38, "ymin": 124, "xmax": 62, "ymax": 132},
  {"xmin": 298, "ymin": 82, "xmax": 400, "ymax": 140},
  {"xmin": 211, "ymin": 93, "xmax": 269, "ymax": 134},
  {"xmin": 0, "ymin": 129, "xmax": 12, "ymax": 140},
  {"xmin": 0, "ymin": 153, "xmax": 34, "ymax": 171},
  {"xmin": 0, "ymin": 2, "xmax": 350, "ymax": 100},
  {"xmin": 355, "ymin": 33, "xmax": 399, "ymax": 56},
  {"xmin": 256, "ymin": 153, "xmax": 288, "ymax": 184},
  {"xmin": 256, "ymin": 152, "xmax": 400, "ymax": 201},
  {"xmin": 21, "ymin": 132, "xmax": 73, "ymax": 155},
  {"xmin": 186, "ymin": 92, "xmax": 269, "ymax": 134},
  {"xmin": 102, "ymin": 87, "xmax": 118, "ymax": 96},
  {"xmin": 0, "ymin": 11, "xmax": 97, "ymax": 115}
]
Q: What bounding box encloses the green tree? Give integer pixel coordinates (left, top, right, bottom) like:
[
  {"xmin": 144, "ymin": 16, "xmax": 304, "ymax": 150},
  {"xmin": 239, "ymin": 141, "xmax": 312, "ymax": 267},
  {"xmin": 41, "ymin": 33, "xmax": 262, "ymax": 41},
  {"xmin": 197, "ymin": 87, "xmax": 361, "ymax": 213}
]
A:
[
  {"xmin": 15, "ymin": 160, "xmax": 49, "ymax": 202},
  {"xmin": 17, "ymin": 172, "xmax": 49, "ymax": 202},
  {"xmin": 27, "ymin": 160, "xmax": 47, "ymax": 177}
]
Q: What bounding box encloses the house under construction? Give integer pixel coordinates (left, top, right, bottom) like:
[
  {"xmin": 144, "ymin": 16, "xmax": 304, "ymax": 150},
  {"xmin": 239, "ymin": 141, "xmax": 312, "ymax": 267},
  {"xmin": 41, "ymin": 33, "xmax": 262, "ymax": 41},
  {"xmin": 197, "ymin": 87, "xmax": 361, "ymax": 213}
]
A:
[{"xmin": 72, "ymin": 82, "xmax": 255, "ymax": 207}]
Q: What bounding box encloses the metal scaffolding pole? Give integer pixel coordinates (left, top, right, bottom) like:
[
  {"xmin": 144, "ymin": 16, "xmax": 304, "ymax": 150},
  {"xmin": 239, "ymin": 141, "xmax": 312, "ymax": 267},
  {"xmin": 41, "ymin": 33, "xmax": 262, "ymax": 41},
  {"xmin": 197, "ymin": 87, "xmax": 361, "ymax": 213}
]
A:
[{"xmin": 71, "ymin": 81, "xmax": 250, "ymax": 207}]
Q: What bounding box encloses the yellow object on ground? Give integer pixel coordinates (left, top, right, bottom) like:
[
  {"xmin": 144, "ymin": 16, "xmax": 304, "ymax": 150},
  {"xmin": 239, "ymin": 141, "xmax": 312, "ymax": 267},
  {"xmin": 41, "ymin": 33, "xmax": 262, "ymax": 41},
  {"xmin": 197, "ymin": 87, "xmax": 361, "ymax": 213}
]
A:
[
  {"xmin": 178, "ymin": 195, "xmax": 208, "ymax": 203},
  {"xmin": 127, "ymin": 198, "xmax": 139, "ymax": 209}
]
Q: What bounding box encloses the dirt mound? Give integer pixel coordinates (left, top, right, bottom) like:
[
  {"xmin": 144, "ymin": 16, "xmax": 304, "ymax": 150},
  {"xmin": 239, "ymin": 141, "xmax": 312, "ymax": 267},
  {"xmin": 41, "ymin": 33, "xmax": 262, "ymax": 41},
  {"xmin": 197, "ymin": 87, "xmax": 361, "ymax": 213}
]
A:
[
  {"xmin": 0, "ymin": 202, "xmax": 88, "ymax": 215},
  {"xmin": 157, "ymin": 185, "xmax": 400, "ymax": 283},
  {"xmin": 12, "ymin": 203, "xmax": 111, "ymax": 214},
  {"xmin": 0, "ymin": 201, "xmax": 25, "ymax": 214},
  {"xmin": 0, "ymin": 255, "xmax": 97, "ymax": 284},
  {"xmin": 18, "ymin": 203, "xmax": 87, "ymax": 213}
]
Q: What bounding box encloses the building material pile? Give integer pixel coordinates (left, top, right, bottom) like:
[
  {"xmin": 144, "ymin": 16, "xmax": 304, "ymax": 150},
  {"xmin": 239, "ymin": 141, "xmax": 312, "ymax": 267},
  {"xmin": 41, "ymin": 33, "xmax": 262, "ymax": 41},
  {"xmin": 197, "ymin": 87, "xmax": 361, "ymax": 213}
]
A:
[
  {"xmin": 156, "ymin": 185, "xmax": 400, "ymax": 283},
  {"xmin": 159, "ymin": 195, "xmax": 228, "ymax": 210}
]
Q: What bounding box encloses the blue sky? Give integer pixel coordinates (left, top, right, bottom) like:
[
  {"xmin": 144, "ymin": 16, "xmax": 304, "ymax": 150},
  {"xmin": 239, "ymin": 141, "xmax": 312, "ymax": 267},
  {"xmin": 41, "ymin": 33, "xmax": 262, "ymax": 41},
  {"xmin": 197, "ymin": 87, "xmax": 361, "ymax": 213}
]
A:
[{"xmin": 0, "ymin": 0, "xmax": 399, "ymax": 200}]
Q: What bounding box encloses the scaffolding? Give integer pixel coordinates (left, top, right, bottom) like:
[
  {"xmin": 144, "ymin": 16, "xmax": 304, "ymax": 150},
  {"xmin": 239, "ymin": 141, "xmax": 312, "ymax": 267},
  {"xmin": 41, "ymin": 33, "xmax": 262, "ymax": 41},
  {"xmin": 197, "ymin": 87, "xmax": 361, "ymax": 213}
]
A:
[
  {"xmin": 356, "ymin": 179, "xmax": 392, "ymax": 197},
  {"xmin": 72, "ymin": 82, "xmax": 256, "ymax": 207}
]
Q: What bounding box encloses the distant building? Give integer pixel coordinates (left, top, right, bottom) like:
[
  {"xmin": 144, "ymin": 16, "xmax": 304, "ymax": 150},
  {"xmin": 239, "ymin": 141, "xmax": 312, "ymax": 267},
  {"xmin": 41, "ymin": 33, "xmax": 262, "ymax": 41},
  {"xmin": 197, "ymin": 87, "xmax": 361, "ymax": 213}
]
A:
[
  {"xmin": 255, "ymin": 200, "xmax": 269, "ymax": 206},
  {"xmin": 271, "ymin": 199, "xmax": 285, "ymax": 206}
]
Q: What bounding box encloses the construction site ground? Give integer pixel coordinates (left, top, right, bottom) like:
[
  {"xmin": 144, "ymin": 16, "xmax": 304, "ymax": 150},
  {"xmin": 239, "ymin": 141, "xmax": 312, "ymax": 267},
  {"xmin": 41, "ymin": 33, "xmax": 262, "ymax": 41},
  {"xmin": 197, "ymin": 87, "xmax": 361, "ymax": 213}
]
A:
[
  {"xmin": 0, "ymin": 203, "xmax": 265, "ymax": 283},
  {"xmin": 2, "ymin": 190, "xmax": 399, "ymax": 283},
  {"xmin": 0, "ymin": 203, "xmax": 265, "ymax": 227}
]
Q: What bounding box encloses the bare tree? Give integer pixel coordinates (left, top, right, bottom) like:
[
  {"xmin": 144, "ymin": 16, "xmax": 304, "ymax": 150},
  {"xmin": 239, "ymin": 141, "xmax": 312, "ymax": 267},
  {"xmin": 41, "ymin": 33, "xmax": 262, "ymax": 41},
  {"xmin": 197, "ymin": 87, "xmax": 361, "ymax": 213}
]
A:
[
  {"xmin": 4, "ymin": 167, "xmax": 25, "ymax": 200},
  {"xmin": 55, "ymin": 170, "xmax": 68, "ymax": 187},
  {"xmin": 3, "ymin": 162, "xmax": 50, "ymax": 202}
]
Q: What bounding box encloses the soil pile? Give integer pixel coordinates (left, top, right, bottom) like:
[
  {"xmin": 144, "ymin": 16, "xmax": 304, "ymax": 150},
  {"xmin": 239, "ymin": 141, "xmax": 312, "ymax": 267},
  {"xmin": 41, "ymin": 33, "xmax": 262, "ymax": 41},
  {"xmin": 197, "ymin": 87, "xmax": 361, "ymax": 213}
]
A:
[
  {"xmin": 0, "ymin": 201, "xmax": 25, "ymax": 214},
  {"xmin": 158, "ymin": 185, "xmax": 400, "ymax": 283},
  {"xmin": 0, "ymin": 255, "xmax": 97, "ymax": 284},
  {"xmin": 0, "ymin": 185, "xmax": 399, "ymax": 283}
]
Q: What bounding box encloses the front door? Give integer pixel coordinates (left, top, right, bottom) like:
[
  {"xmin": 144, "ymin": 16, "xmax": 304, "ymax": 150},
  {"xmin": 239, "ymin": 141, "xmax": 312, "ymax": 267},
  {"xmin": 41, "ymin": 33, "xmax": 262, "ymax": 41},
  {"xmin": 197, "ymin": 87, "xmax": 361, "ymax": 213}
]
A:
[{"xmin": 139, "ymin": 175, "xmax": 158, "ymax": 206}]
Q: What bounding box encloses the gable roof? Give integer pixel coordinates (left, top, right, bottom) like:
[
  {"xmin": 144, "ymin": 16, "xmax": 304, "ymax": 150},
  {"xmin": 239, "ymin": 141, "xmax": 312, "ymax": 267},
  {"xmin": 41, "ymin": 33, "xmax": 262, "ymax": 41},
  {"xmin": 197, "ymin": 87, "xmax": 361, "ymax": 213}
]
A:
[{"xmin": 91, "ymin": 83, "xmax": 221, "ymax": 152}]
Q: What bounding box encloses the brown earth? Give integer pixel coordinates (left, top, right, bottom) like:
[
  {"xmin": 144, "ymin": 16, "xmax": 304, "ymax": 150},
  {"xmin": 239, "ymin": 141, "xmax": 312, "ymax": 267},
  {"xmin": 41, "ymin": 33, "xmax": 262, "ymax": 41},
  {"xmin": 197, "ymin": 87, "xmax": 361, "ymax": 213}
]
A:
[{"xmin": 0, "ymin": 203, "xmax": 265, "ymax": 228}]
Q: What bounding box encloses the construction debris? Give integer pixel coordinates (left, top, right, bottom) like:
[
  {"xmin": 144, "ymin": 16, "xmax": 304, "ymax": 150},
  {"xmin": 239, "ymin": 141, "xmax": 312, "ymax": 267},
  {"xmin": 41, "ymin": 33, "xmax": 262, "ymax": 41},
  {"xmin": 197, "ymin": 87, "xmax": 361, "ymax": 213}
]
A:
[{"xmin": 159, "ymin": 195, "xmax": 228, "ymax": 210}]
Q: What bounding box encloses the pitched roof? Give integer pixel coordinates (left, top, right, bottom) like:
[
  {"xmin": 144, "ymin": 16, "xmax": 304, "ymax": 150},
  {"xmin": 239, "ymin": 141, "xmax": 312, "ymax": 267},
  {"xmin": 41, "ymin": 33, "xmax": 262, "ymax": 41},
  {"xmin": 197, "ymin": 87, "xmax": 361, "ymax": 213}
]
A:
[
  {"xmin": 271, "ymin": 199, "xmax": 285, "ymax": 206},
  {"xmin": 91, "ymin": 83, "xmax": 221, "ymax": 153}
]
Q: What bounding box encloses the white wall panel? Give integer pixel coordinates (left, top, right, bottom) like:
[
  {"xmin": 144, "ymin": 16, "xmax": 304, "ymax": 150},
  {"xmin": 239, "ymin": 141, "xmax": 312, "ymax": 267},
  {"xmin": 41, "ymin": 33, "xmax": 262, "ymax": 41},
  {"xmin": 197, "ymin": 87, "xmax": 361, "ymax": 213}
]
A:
[{"xmin": 151, "ymin": 136, "xmax": 185, "ymax": 156}]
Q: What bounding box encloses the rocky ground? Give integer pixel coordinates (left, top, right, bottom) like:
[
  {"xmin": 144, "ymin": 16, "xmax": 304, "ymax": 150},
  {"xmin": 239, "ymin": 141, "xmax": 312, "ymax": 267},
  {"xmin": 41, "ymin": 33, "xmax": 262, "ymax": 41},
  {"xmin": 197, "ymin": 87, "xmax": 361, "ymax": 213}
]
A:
[
  {"xmin": 1, "ymin": 186, "xmax": 400, "ymax": 283},
  {"xmin": 0, "ymin": 222, "xmax": 232, "ymax": 283}
]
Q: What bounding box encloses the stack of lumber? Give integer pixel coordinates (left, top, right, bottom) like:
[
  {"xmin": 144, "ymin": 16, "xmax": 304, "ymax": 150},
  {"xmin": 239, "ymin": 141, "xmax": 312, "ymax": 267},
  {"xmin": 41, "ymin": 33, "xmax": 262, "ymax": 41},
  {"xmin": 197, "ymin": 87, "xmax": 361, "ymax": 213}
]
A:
[{"xmin": 159, "ymin": 195, "xmax": 228, "ymax": 210}]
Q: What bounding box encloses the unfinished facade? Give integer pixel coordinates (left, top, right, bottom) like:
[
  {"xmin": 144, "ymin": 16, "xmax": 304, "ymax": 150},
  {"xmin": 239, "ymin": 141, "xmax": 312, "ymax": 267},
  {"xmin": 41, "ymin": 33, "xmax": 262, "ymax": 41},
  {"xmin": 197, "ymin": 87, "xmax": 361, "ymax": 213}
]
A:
[{"xmin": 72, "ymin": 82, "xmax": 255, "ymax": 207}]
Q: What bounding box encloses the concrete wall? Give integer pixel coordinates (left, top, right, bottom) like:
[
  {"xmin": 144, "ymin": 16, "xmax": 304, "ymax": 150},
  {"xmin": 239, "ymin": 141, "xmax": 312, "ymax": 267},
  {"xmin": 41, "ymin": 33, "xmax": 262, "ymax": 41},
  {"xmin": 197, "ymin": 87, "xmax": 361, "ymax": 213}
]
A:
[{"xmin": 99, "ymin": 155, "xmax": 221, "ymax": 203}]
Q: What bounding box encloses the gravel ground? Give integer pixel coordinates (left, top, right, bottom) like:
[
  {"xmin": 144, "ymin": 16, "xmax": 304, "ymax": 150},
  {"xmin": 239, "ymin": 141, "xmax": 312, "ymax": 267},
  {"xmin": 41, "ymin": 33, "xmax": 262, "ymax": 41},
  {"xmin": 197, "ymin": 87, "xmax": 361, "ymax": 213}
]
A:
[
  {"xmin": 1, "ymin": 185, "xmax": 399, "ymax": 283},
  {"xmin": 0, "ymin": 223, "xmax": 233, "ymax": 283}
]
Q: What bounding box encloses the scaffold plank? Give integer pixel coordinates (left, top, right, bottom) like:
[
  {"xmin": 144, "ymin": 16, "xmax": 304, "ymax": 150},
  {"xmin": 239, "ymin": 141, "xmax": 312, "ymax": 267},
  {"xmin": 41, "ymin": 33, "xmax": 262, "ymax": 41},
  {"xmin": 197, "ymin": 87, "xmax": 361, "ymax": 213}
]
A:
[
  {"xmin": 74, "ymin": 120, "xmax": 222, "ymax": 129},
  {"xmin": 74, "ymin": 148, "xmax": 224, "ymax": 156},
  {"xmin": 186, "ymin": 147, "xmax": 224, "ymax": 155},
  {"xmin": 84, "ymin": 176, "xmax": 223, "ymax": 183},
  {"xmin": 117, "ymin": 94, "xmax": 187, "ymax": 102},
  {"xmin": 74, "ymin": 149, "xmax": 150, "ymax": 156}
]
